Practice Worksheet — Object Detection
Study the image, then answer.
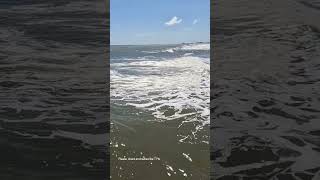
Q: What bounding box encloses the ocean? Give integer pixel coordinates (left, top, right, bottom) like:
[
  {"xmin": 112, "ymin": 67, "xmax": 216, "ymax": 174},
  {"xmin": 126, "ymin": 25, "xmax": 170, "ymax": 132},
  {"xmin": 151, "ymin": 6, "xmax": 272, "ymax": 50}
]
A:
[
  {"xmin": 0, "ymin": 0, "xmax": 109, "ymax": 179},
  {"xmin": 212, "ymin": 0, "xmax": 320, "ymax": 179},
  {"xmin": 110, "ymin": 43, "xmax": 210, "ymax": 179}
]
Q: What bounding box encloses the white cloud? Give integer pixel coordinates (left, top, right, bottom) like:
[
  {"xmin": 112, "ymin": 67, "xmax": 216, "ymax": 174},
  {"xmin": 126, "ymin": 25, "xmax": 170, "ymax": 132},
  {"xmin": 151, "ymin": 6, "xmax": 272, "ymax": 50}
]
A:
[
  {"xmin": 165, "ymin": 16, "xmax": 182, "ymax": 26},
  {"xmin": 193, "ymin": 19, "xmax": 198, "ymax": 25}
]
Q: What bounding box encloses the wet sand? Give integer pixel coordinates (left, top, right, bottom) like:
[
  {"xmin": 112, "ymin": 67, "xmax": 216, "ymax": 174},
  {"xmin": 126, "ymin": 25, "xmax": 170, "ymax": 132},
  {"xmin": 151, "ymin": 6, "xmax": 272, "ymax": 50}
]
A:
[
  {"xmin": 211, "ymin": 0, "xmax": 320, "ymax": 179},
  {"xmin": 111, "ymin": 112, "xmax": 210, "ymax": 180},
  {"xmin": 0, "ymin": 1, "xmax": 109, "ymax": 179}
]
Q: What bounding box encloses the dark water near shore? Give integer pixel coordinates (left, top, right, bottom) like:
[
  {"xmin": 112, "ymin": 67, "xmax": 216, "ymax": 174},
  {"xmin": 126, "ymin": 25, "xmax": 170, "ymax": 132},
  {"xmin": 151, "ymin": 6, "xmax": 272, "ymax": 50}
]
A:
[
  {"xmin": 212, "ymin": 0, "xmax": 320, "ymax": 179},
  {"xmin": 0, "ymin": 1, "xmax": 109, "ymax": 179},
  {"xmin": 111, "ymin": 43, "xmax": 210, "ymax": 180}
]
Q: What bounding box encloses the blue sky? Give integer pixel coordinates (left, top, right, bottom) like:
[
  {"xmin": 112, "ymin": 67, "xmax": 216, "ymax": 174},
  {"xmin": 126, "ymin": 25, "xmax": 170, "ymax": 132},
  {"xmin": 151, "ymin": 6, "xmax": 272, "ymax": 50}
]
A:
[{"xmin": 111, "ymin": 0, "xmax": 210, "ymax": 45}]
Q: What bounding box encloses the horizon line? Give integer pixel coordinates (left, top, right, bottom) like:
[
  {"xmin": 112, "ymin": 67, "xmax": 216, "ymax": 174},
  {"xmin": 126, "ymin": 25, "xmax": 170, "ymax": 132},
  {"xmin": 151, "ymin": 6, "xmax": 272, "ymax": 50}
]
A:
[{"xmin": 110, "ymin": 41, "xmax": 210, "ymax": 46}]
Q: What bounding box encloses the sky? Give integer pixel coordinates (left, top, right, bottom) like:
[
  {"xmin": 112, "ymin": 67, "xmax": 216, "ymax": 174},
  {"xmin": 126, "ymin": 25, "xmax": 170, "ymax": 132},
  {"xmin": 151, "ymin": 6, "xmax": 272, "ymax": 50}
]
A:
[{"xmin": 111, "ymin": 0, "xmax": 210, "ymax": 45}]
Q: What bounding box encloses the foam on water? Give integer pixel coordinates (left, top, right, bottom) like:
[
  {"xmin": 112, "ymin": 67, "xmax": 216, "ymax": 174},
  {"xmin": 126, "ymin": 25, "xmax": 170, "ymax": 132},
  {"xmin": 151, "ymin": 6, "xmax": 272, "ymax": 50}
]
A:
[
  {"xmin": 111, "ymin": 55, "xmax": 210, "ymax": 128},
  {"xmin": 180, "ymin": 43, "xmax": 210, "ymax": 50},
  {"xmin": 111, "ymin": 44, "xmax": 210, "ymax": 179},
  {"xmin": 163, "ymin": 43, "xmax": 210, "ymax": 53}
]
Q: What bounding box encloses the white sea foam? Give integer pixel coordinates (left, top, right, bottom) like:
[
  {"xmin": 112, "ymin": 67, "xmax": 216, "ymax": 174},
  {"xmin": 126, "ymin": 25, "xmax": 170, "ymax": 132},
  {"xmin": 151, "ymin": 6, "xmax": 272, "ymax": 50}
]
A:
[
  {"xmin": 111, "ymin": 56, "xmax": 156, "ymax": 62},
  {"xmin": 111, "ymin": 55, "xmax": 210, "ymax": 138},
  {"xmin": 163, "ymin": 43, "xmax": 210, "ymax": 53},
  {"xmin": 141, "ymin": 50, "xmax": 160, "ymax": 54},
  {"xmin": 180, "ymin": 43, "xmax": 210, "ymax": 50},
  {"xmin": 183, "ymin": 53, "xmax": 194, "ymax": 56},
  {"xmin": 182, "ymin": 153, "xmax": 193, "ymax": 162}
]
